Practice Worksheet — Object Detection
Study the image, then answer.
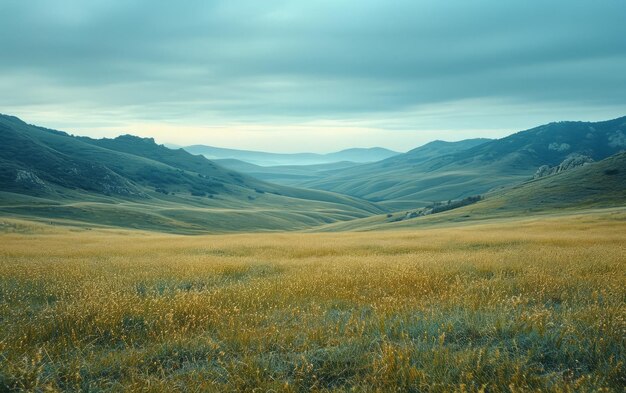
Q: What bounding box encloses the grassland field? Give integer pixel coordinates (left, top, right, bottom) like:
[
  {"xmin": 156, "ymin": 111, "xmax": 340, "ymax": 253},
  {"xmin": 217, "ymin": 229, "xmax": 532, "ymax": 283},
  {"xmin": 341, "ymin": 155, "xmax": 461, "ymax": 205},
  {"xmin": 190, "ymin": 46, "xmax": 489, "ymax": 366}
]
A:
[{"xmin": 0, "ymin": 209, "xmax": 625, "ymax": 391}]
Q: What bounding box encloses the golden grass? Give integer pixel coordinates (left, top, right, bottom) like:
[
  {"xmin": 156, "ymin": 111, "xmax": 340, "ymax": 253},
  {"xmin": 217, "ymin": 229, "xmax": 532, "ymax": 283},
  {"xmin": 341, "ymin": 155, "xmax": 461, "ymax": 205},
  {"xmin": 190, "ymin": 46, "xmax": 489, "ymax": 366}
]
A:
[{"xmin": 0, "ymin": 213, "xmax": 625, "ymax": 392}]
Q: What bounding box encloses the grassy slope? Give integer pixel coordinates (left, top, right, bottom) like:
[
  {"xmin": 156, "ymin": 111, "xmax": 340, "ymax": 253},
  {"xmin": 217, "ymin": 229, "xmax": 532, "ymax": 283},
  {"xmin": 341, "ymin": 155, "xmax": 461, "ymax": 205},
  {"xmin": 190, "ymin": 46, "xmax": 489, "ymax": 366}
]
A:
[
  {"xmin": 303, "ymin": 118, "xmax": 626, "ymax": 208},
  {"xmin": 72, "ymin": 130, "xmax": 384, "ymax": 213},
  {"xmin": 0, "ymin": 115, "xmax": 254, "ymax": 197},
  {"xmin": 302, "ymin": 139, "xmax": 508, "ymax": 210},
  {"xmin": 0, "ymin": 115, "xmax": 384, "ymax": 233},
  {"xmin": 0, "ymin": 212, "xmax": 624, "ymax": 391},
  {"xmin": 0, "ymin": 191, "xmax": 379, "ymax": 234},
  {"xmin": 317, "ymin": 151, "xmax": 626, "ymax": 232},
  {"xmin": 214, "ymin": 159, "xmax": 361, "ymax": 186}
]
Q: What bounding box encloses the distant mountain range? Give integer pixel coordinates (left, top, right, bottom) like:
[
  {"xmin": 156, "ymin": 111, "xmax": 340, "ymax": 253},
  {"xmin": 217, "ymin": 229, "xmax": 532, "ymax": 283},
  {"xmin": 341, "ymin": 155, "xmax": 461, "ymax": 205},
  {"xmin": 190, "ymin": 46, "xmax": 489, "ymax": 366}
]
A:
[
  {"xmin": 182, "ymin": 145, "xmax": 400, "ymax": 166},
  {"xmin": 1, "ymin": 113, "xmax": 625, "ymax": 232},
  {"xmin": 212, "ymin": 139, "xmax": 494, "ymax": 188}
]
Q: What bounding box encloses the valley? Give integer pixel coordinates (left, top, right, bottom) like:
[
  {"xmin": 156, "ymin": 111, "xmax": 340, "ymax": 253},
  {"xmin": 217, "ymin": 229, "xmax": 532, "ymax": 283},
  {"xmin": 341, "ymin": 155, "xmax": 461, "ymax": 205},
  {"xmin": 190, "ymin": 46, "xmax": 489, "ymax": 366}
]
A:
[
  {"xmin": 1, "ymin": 114, "xmax": 625, "ymax": 392},
  {"xmin": 3, "ymin": 2, "xmax": 625, "ymax": 391},
  {"xmin": 2, "ymin": 114, "xmax": 625, "ymax": 233}
]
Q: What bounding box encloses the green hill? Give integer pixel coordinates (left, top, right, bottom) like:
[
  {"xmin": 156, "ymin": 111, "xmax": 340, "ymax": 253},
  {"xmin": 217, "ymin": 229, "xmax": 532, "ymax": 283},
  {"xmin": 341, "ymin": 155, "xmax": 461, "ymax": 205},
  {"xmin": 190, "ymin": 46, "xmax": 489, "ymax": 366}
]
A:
[
  {"xmin": 0, "ymin": 115, "xmax": 384, "ymax": 233},
  {"xmin": 317, "ymin": 151, "xmax": 626, "ymax": 232},
  {"xmin": 214, "ymin": 159, "xmax": 360, "ymax": 185},
  {"xmin": 302, "ymin": 118, "xmax": 626, "ymax": 209},
  {"xmin": 301, "ymin": 138, "xmax": 496, "ymax": 209},
  {"xmin": 3, "ymin": 114, "xmax": 624, "ymax": 233}
]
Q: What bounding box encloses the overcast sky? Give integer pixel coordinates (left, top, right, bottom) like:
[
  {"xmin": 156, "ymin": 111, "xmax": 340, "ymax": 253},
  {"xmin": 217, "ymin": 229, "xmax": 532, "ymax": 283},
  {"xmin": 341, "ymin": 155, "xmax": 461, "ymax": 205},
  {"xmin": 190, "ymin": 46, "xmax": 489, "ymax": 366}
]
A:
[{"xmin": 1, "ymin": 0, "xmax": 625, "ymax": 152}]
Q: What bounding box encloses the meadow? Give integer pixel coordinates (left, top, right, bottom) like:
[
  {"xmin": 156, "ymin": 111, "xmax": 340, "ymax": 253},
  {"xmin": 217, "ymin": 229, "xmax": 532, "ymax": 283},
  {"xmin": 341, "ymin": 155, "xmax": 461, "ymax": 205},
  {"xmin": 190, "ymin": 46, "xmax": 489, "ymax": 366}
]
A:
[{"xmin": 0, "ymin": 211, "xmax": 625, "ymax": 392}]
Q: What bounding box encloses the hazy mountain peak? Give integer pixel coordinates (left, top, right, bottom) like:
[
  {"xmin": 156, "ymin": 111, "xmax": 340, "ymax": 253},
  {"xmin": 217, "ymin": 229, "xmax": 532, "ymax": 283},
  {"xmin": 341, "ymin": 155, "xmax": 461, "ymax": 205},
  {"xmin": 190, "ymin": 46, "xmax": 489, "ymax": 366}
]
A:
[
  {"xmin": 334, "ymin": 147, "xmax": 398, "ymax": 154},
  {"xmin": 183, "ymin": 145, "xmax": 399, "ymax": 166}
]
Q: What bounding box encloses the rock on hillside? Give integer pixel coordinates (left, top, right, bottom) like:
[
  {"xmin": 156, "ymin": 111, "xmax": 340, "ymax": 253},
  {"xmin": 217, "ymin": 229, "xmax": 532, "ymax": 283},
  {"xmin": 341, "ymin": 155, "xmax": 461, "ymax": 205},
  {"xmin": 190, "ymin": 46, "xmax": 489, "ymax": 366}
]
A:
[{"xmin": 534, "ymin": 153, "xmax": 594, "ymax": 179}]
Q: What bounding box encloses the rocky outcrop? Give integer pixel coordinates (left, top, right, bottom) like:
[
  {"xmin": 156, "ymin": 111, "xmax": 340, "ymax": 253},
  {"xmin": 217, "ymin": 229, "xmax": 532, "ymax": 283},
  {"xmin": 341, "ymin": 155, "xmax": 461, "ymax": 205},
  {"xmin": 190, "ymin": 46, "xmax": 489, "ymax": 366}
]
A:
[
  {"xmin": 534, "ymin": 154, "xmax": 594, "ymax": 179},
  {"xmin": 15, "ymin": 170, "xmax": 48, "ymax": 189},
  {"xmin": 89, "ymin": 166, "xmax": 147, "ymax": 197}
]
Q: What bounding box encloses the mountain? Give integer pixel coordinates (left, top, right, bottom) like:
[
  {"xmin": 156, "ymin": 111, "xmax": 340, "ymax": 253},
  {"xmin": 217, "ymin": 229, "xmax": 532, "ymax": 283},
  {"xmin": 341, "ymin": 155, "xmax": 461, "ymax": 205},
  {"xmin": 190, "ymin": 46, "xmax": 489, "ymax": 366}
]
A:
[
  {"xmin": 302, "ymin": 117, "xmax": 626, "ymax": 210},
  {"xmin": 316, "ymin": 151, "xmax": 626, "ymax": 232},
  {"xmin": 182, "ymin": 145, "xmax": 400, "ymax": 166},
  {"xmin": 0, "ymin": 115, "xmax": 384, "ymax": 233}
]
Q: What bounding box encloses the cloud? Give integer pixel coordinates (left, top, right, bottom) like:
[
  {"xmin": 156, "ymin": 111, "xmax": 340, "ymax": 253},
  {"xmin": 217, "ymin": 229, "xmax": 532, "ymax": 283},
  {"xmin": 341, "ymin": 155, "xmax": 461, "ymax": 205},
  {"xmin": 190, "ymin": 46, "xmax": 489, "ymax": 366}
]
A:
[{"xmin": 1, "ymin": 0, "xmax": 625, "ymax": 150}]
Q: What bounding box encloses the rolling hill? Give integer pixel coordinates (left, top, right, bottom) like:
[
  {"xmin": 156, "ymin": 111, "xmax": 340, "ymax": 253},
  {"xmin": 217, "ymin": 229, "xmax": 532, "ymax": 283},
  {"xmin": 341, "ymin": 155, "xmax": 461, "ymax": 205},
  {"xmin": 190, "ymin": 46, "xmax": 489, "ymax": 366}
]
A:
[
  {"xmin": 302, "ymin": 117, "xmax": 626, "ymax": 210},
  {"xmin": 182, "ymin": 145, "xmax": 399, "ymax": 166},
  {"xmin": 317, "ymin": 151, "xmax": 626, "ymax": 232},
  {"xmin": 3, "ymin": 114, "xmax": 625, "ymax": 233},
  {"xmin": 0, "ymin": 114, "xmax": 384, "ymax": 233},
  {"xmin": 301, "ymin": 138, "xmax": 495, "ymax": 209},
  {"xmin": 213, "ymin": 159, "xmax": 360, "ymax": 186}
]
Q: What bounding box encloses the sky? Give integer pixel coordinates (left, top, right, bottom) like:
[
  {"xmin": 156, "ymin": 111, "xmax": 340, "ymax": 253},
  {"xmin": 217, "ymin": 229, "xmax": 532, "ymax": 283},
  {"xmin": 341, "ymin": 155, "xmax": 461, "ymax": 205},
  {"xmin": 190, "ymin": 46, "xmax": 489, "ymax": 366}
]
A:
[{"xmin": 1, "ymin": 0, "xmax": 625, "ymax": 153}]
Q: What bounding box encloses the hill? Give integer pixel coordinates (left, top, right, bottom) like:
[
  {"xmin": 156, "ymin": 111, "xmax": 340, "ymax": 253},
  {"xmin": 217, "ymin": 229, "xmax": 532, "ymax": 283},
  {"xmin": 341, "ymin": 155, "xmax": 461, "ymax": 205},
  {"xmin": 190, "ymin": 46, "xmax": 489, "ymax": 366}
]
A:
[
  {"xmin": 301, "ymin": 138, "xmax": 494, "ymax": 209},
  {"xmin": 213, "ymin": 159, "xmax": 360, "ymax": 186},
  {"xmin": 317, "ymin": 151, "xmax": 626, "ymax": 231},
  {"xmin": 0, "ymin": 115, "xmax": 384, "ymax": 233},
  {"xmin": 302, "ymin": 118, "xmax": 626, "ymax": 209},
  {"xmin": 183, "ymin": 145, "xmax": 399, "ymax": 166}
]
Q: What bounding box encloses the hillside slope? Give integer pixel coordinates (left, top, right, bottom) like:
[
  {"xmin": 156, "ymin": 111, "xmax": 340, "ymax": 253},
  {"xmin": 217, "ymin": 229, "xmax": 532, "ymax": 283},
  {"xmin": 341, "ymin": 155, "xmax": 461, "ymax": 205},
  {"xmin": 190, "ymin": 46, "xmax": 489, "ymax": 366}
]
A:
[
  {"xmin": 0, "ymin": 115, "xmax": 384, "ymax": 233},
  {"xmin": 303, "ymin": 118, "xmax": 626, "ymax": 209},
  {"xmin": 214, "ymin": 159, "xmax": 360, "ymax": 186},
  {"xmin": 302, "ymin": 138, "xmax": 494, "ymax": 209},
  {"xmin": 317, "ymin": 151, "xmax": 626, "ymax": 232},
  {"xmin": 0, "ymin": 115, "xmax": 261, "ymax": 198}
]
